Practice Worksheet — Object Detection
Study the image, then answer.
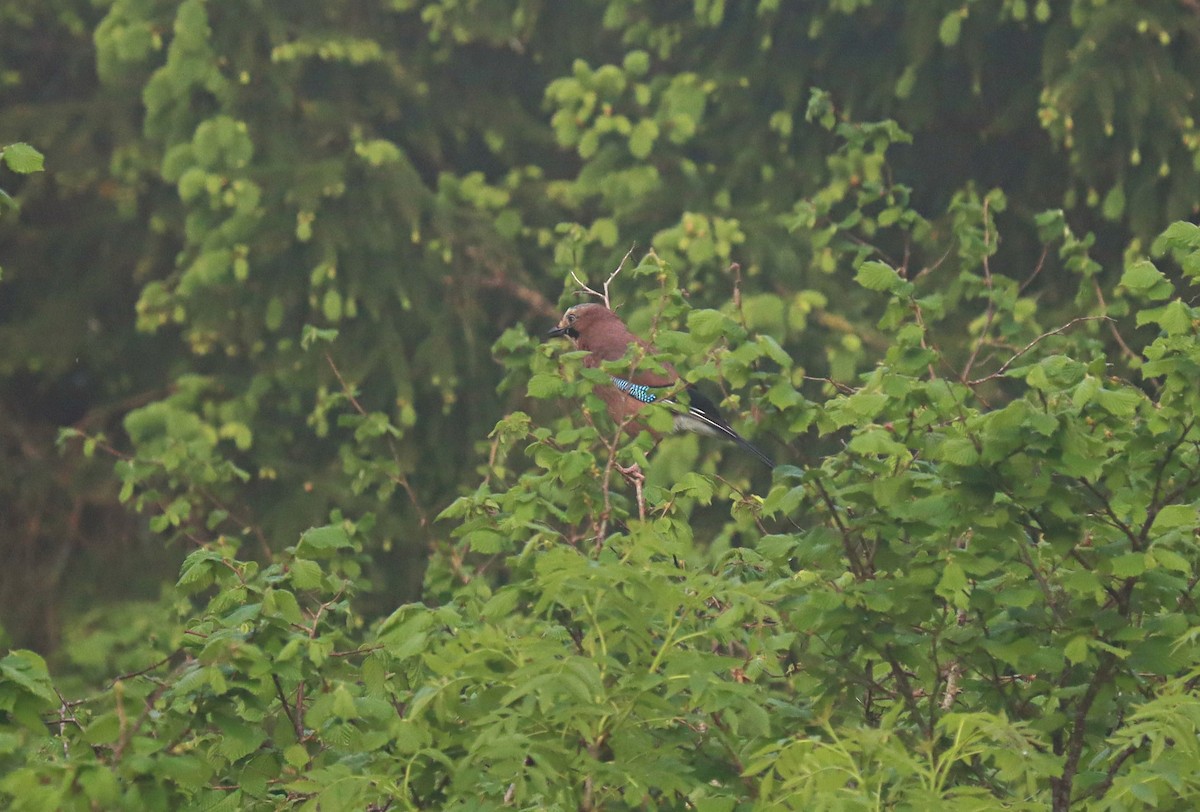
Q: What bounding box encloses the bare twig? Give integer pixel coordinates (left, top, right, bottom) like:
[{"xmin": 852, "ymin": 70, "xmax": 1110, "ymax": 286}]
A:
[
  {"xmin": 53, "ymin": 688, "xmax": 73, "ymax": 756},
  {"xmin": 616, "ymin": 462, "xmax": 647, "ymax": 522},
  {"xmin": 803, "ymin": 375, "xmax": 857, "ymax": 395},
  {"xmin": 467, "ymin": 246, "xmax": 559, "ymax": 318},
  {"xmin": 1091, "ymin": 279, "xmax": 1138, "ymax": 362},
  {"xmin": 967, "ymin": 317, "xmax": 1108, "ymax": 386},
  {"xmin": 1017, "ymin": 247, "xmax": 1049, "ymax": 295},
  {"xmin": 912, "ymin": 244, "xmax": 955, "ymax": 282},
  {"xmin": 728, "ymin": 262, "xmax": 745, "ymax": 325},
  {"xmin": 941, "ymin": 661, "xmax": 962, "ymax": 711},
  {"xmin": 106, "ymin": 652, "xmax": 176, "ymax": 689},
  {"xmin": 570, "ymin": 245, "xmax": 636, "ymax": 310}
]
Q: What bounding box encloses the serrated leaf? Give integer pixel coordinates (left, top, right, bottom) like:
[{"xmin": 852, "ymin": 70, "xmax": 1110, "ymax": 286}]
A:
[
  {"xmin": 1154, "ymin": 504, "xmax": 1198, "ymax": 531},
  {"xmin": 218, "ymin": 718, "xmax": 267, "ymax": 762},
  {"xmin": 936, "ymin": 436, "xmax": 979, "ymax": 465},
  {"xmin": 1094, "ymin": 386, "xmax": 1141, "ymax": 416},
  {"xmin": 1120, "ymin": 260, "xmax": 1172, "ymax": 300},
  {"xmin": 1064, "ymin": 635, "xmax": 1089, "ymax": 664},
  {"xmin": 688, "ymin": 309, "xmax": 729, "ymax": 342},
  {"xmin": 464, "ymin": 527, "xmax": 508, "ymax": 553},
  {"xmin": 855, "ymin": 261, "xmax": 905, "ymax": 293},
  {"xmin": 0, "ymin": 650, "xmax": 57, "ymax": 705},
  {"xmin": 1150, "ymin": 547, "xmax": 1191, "ymax": 575},
  {"xmin": 847, "ymin": 427, "xmax": 908, "ymax": 458},
  {"xmin": 264, "ymin": 588, "xmax": 303, "ymax": 624},
  {"xmin": 289, "ymin": 558, "xmax": 323, "ymax": 589},
  {"xmin": 2, "ymin": 142, "xmax": 44, "ymax": 173},
  {"xmin": 673, "ymin": 472, "xmax": 715, "ymax": 502},
  {"xmin": 527, "ymin": 372, "xmax": 564, "ymax": 399},
  {"xmin": 1110, "ymin": 553, "xmax": 1148, "ymax": 577},
  {"xmin": 937, "ymin": 560, "xmax": 968, "ymax": 605},
  {"xmin": 1158, "ymin": 300, "xmax": 1193, "ymax": 335},
  {"xmin": 296, "ymin": 524, "xmax": 350, "ymax": 557}
]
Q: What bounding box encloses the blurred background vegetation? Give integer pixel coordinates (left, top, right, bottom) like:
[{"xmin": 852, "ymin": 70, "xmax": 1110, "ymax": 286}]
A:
[{"xmin": 2, "ymin": 0, "xmax": 1197, "ymax": 651}]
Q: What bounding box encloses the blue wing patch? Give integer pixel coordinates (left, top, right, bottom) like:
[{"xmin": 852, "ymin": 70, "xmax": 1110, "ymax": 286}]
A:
[{"xmin": 611, "ymin": 376, "xmax": 658, "ymax": 404}]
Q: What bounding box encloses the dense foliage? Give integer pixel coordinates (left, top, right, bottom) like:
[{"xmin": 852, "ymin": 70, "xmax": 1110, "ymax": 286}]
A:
[{"xmin": 4, "ymin": 0, "xmax": 1200, "ymax": 808}]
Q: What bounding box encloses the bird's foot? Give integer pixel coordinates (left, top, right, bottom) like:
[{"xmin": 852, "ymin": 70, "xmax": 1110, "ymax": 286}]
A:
[
  {"xmin": 616, "ymin": 462, "xmax": 647, "ymax": 522},
  {"xmin": 616, "ymin": 461, "xmax": 643, "ymax": 481}
]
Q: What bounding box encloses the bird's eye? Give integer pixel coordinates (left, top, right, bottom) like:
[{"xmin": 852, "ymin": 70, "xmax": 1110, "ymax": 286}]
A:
[{"xmin": 566, "ymin": 313, "xmax": 576, "ymax": 324}]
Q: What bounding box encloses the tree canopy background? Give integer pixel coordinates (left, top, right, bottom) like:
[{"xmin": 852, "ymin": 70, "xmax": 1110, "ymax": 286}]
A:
[{"xmin": 4, "ymin": 1, "xmax": 1200, "ymax": 808}]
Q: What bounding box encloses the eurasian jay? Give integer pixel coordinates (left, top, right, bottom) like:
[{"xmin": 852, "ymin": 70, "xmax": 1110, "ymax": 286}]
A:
[{"xmin": 546, "ymin": 302, "xmax": 775, "ymax": 469}]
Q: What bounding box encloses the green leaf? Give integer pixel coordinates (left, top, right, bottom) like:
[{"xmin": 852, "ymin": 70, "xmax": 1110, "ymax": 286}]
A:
[
  {"xmin": 0, "ymin": 650, "xmax": 57, "ymax": 705},
  {"xmin": 1094, "ymin": 386, "xmax": 1142, "ymax": 416},
  {"xmin": 1110, "ymin": 553, "xmax": 1148, "ymax": 577},
  {"xmin": 1102, "ymin": 184, "xmax": 1125, "ymax": 220},
  {"xmin": 296, "ymin": 524, "xmax": 351, "ymax": 558},
  {"xmin": 629, "ymin": 119, "xmax": 659, "ymax": 158},
  {"xmin": 938, "ymin": 11, "xmax": 963, "ymax": 46},
  {"xmin": 463, "ymin": 527, "xmax": 508, "ymax": 553},
  {"xmin": 1150, "ymin": 547, "xmax": 1191, "ymax": 575},
  {"xmin": 935, "ymin": 436, "xmax": 979, "ymax": 466},
  {"xmin": 264, "ymin": 588, "xmax": 303, "ymax": 624},
  {"xmin": 527, "ymin": 372, "xmax": 564, "ymax": 399},
  {"xmin": 1, "ymin": 142, "xmax": 44, "ymax": 173},
  {"xmin": 673, "ymin": 471, "xmax": 715, "ymax": 502},
  {"xmin": 1064, "ymin": 635, "xmax": 1090, "ymax": 664},
  {"xmin": 1154, "ymin": 504, "xmax": 1198, "ymax": 531},
  {"xmin": 1120, "ymin": 260, "xmax": 1172, "ymax": 301},
  {"xmin": 688, "ymin": 308, "xmax": 729, "ymax": 342},
  {"xmin": 855, "ymin": 261, "xmax": 906, "ymax": 293},
  {"xmin": 289, "ymin": 558, "xmax": 324, "ymax": 589},
  {"xmin": 300, "ymin": 324, "xmax": 339, "ymax": 349},
  {"xmin": 937, "ymin": 560, "xmax": 969, "ymax": 606}
]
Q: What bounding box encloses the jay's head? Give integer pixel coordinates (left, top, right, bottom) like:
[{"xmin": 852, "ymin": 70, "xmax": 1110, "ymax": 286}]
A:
[{"xmin": 545, "ymin": 303, "xmax": 621, "ymax": 343}]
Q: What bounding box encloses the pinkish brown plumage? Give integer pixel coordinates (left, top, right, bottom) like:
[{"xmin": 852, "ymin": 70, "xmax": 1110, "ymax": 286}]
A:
[{"xmin": 546, "ymin": 303, "xmax": 774, "ymax": 468}]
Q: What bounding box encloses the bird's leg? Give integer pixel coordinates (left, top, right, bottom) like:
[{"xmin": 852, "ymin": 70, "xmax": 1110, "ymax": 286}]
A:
[{"xmin": 616, "ymin": 461, "xmax": 647, "ymax": 522}]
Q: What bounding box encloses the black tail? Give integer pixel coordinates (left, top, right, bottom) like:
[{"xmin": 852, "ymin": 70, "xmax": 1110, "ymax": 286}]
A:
[
  {"xmin": 679, "ymin": 387, "xmax": 775, "ymax": 469},
  {"xmin": 731, "ymin": 433, "xmax": 775, "ymax": 469}
]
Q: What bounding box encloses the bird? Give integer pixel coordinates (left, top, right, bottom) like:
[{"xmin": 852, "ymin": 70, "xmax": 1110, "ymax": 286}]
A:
[{"xmin": 546, "ymin": 302, "xmax": 774, "ymax": 469}]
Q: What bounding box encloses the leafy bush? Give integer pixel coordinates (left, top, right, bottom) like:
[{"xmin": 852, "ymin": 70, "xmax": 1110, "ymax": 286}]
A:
[
  {"xmin": 9, "ymin": 113, "xmax": 1200, "ymax": 806},
  {"xmin": 5, "ymin": 2, "xmax": 1200, "ymax": 810}
]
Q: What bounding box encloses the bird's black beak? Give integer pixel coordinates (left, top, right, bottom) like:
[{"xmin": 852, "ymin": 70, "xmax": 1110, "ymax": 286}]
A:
[{"xmin": 546, "ymin": 325, "xmax": 576, "ymax": 339}]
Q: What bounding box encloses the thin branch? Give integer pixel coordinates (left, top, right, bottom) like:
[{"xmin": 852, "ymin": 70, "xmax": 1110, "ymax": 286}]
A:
[
  {"xmin": 883, "ymin": 646, "xmax": 930, "ymax": 737},
  {"xmin": 1014, "ymin": 536, "xmax": 1065, "ymax": 623},
  {"xmin": 940, "ymin": 660, "xmax": 962, "ymax": 711},
  {"xmin": 1076, "ymin": 738, "xmax": 1144, "ymax": 803},
  {"xmin": 803, "ymin": 375, "xmax": 857, "ymax": 395},
  {"xmin": 106, "ymin": 652, "xmax": 177, "ymax": 689},
  {"xmin": 728, "ymin": 262, "xmax": 745, "ymax": 326},
  {"xmin": 1079, "ymin": 478, "xmax": 1140, "ymax": 550},
  {"xmin": 1017, "ymin": 247, "xmax": 1049, "ymax": 296},
  {"xmin": 813, "ymin": 478, "xmax": 865, "ymax": 579},
  {"xmin": 912, "ymin": 243, "xmax": 955, "ymax": 283},
  {"xmin": 467, "ymin": 245, "xmax": 559, "ymax": 318},
  {"xmin": 570, "ymin": 245, "xmax": 636, "ymax": 310},
  {"xmin": 53, "ymin": 688, "xmax": 74, "ymax": 756},
  {"xmin": 325, "ymin": 353, "xmax": 431, "ymax": 530},
  {"xmin": 967, "ymin": 317, "xmax": 1109, "ymax": 386},
  {"xmin": 1053, "ymin": 653, "xmax": 1117, "ymax": 810},
  {"xmin": 273, "ymin": 674, "xmax": 302, "ymax": 741},
  {"xmin": 960, "ymin": 197, "xmax": 998, "ymax": 382},
  {"xmin": 1091, "ymin": 279, "xmax": 1138, "ymax": 362}
]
